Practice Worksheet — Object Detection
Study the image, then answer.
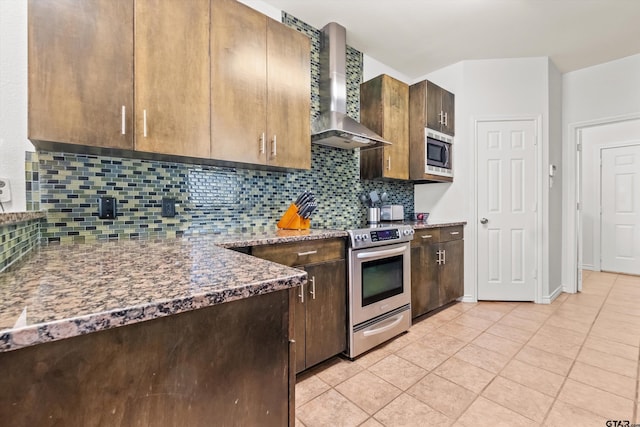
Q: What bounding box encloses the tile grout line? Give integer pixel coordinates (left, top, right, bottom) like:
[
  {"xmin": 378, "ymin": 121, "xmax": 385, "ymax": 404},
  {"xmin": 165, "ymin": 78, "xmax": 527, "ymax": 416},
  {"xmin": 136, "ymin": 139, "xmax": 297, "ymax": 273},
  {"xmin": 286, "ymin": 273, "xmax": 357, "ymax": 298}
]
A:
[
  {"xmin": 539, "ymin": 273, "xmax": 622, "ymax": 425},
  {"xmin": 471, "ymin": 301, "xmax": 567, "ymax": 425}
]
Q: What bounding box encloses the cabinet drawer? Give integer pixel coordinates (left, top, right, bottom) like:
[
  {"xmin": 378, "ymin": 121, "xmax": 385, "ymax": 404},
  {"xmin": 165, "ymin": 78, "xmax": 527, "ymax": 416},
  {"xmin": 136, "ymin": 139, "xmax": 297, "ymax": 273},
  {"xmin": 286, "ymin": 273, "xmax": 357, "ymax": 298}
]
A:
[
  {"xmin": 439, "ymin": 226, "xmax": 463, "ymax": 242},
  {"xmin": 252, "ymin": 238, "xmax": 345, "ymax": 267},
  {"xmin": 412, "ymin": 228, "xmax": 439, "ymax": 247}
]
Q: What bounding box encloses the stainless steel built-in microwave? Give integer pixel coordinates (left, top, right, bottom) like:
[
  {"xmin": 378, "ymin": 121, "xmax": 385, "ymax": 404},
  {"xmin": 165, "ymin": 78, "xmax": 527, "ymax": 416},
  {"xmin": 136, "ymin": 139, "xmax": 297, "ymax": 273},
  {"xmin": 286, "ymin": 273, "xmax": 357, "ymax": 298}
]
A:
[{"xmin": 425, "ymin": 128, "xmax": 453, "ymax": 178}]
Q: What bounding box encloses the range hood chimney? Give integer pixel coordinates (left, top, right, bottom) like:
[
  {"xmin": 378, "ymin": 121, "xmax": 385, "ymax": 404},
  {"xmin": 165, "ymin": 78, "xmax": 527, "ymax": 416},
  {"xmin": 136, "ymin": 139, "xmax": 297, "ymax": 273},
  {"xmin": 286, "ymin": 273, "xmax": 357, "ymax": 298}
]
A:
[{"xmin": 311, "ymin": 22, "xmax": 391, "ymax": 150}]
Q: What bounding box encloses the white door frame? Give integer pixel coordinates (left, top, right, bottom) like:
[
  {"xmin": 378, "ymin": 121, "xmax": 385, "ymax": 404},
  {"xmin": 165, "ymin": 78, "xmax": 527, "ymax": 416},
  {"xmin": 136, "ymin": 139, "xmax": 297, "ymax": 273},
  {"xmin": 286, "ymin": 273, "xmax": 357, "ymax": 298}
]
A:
[
  {"xmin": 564, "ymin": 113, "xmax": 640, "ymax": 293},
  {"xmin": 473, "ymin": 115, "xmax": 543, "ymax": 303}
]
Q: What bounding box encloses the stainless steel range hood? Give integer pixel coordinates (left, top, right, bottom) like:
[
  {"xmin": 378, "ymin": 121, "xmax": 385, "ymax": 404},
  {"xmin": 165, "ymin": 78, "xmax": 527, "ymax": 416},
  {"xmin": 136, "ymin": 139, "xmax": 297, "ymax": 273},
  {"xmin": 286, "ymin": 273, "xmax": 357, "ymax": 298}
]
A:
[{"xmin": 311, "ymin": 22, "xmax": 391, "ymax": 150}]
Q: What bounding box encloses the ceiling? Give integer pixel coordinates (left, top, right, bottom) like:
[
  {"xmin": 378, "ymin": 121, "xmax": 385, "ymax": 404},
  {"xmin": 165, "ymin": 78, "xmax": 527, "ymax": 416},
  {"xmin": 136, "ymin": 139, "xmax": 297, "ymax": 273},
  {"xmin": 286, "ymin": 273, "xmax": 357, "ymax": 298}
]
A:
[{"xmin": 260, "ymin": 0, "xmax": 640, "ymax": 80}]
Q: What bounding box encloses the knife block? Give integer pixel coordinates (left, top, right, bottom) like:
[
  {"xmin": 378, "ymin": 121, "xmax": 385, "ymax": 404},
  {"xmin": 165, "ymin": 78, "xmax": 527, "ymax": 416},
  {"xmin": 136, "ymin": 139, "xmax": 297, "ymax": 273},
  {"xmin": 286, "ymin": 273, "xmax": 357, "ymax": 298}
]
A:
[{"xmin": 277, "ymin": 203, "xmax": 310, "ymax": 230}]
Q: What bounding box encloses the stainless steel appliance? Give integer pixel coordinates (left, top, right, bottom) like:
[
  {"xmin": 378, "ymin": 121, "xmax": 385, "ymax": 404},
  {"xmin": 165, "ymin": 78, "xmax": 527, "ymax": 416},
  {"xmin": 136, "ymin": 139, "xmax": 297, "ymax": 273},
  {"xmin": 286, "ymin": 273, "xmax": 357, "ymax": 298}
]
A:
[
  {"xmin": 425, "ymin": 128, "xmax": 453, "ymax": 178},
  {"xmin": 311, "ymin": 22, "xmax": 391, "ymax": 150},
  {"xmin": 346, "ymin": 223, "xmax": 414, "ymax": 358},
  {"xmin": 380, "ymin": 205, "xmax": 404, "ymax": 221}
]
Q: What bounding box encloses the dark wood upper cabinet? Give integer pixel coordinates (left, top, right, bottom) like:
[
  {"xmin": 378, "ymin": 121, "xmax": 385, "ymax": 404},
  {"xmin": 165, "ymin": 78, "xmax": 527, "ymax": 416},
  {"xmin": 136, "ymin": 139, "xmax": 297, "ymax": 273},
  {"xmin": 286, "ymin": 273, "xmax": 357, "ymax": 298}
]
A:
[
  {"xmin": 409, "ymin": 79, "xmax": 455, "ymax": 182},
  {"xmin": 29, "ymin": 0, "xmax": 311, "ymax": 170},
  {"xmin": 360, "ymin": 74, "xmax": 410, "ymax": 180},
  {"xmin": 134, "ymin": 0, "xmax": 211, "ymax": 158},
  {"xmin": 420, "ymin": 80, "xmax": 455, "ymax": 136},
  {"xmin": 211, "ymin": 0, "xmax": 311, "ymax": 170},
  {"xmin": 28, "ymin": 0, "xmax": 134, "ymax": 150}
]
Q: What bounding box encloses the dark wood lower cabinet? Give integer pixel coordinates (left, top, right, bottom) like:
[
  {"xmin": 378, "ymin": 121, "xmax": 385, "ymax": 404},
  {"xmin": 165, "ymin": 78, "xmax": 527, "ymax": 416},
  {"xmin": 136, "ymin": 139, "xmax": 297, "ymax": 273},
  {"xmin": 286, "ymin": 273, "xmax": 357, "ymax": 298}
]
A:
[
  {"xmin": 300, "ymin": 260, "xmax": 347, "ymax": 371},
  {"xmin": 411, "ymin": 226, "xmax": 464, "ymax": 319},
  {"xmin": 439, "ymin": 238, "xmax": 464, "ymax": 306},
  {"xmin": 0, "ymin": 290, "xmax": 293, "ymax": 427},
  {"xmin": 252, "ymin": 238, "xmax": 347, "ymax": 373}
]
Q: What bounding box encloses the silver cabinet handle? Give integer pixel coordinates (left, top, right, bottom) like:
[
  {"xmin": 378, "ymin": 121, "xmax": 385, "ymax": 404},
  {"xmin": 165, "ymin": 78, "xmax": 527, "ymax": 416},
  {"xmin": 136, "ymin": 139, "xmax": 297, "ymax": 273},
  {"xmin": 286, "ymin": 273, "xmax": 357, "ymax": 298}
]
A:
[
  {"xmin": 387, "ymin": 155, "xmax": 391, "ymax": 170},
  {"xmin": 442, "ymin": 249, "xmax": 446, "ymax": 265},
  {"xmin": 436, "ymin": 249, "xmax": 443, "ymax": 265},
  {"xmin": 260, "ymin": 133, "xmax": 265, "ymax": 154},
  {"xmin": 480, "ymin": 218, "xmax": 488, "ymax": 224},
  {"xmin": 310, "ymin": 276, "xmax": 316, "ymax": 300},
  {"xmin": 143, "ymin": 109, "xmax": 148, "ymax": 138},
  {"xmin": 444, "ymin": 112, "xmax": 448, "ymax": 127},
  {"xmin": 298, "ymin": 283, "xmax": 304, "ymax": 304},
  {"xmin": 297, "ymin": 250, "xmax": 317, "ymax": 257},
  {"xmin": 450, "ymin": 231, "xmax": 460, "ymax": 235},
  {"xmin": 271, "ymin": 135, "xmax": 277, "ymax": 157},
  {"xmin": 438, "ymin": 111, "xmax": 443, "ymax": 125},
  {"xmin": 121, "ymin": 106, "xmax": 126, "ymax": 135},
  {"xmin": 421, "ymin": 234, "xmax": 432, "ymax": 239}
]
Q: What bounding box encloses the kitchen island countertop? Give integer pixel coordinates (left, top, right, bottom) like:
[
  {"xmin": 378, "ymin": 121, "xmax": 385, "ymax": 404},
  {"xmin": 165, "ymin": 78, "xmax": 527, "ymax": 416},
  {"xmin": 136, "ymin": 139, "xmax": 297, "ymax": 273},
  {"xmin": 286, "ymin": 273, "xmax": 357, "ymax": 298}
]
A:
[
  {"xmin": 0, "ymin": 223, "xmax": 467, "ymax": 353},
  {"xmin": 0, "ymin": 228, "xmax": 346, "ymax": 353}
]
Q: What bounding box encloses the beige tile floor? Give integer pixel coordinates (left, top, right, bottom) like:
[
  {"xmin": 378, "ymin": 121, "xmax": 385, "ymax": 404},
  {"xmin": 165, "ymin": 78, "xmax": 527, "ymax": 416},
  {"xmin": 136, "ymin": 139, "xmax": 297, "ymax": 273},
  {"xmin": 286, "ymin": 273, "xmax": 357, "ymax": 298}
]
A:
[{"xmin": 295, "ymin": 271, "xmax": 640, "ymax": 426}]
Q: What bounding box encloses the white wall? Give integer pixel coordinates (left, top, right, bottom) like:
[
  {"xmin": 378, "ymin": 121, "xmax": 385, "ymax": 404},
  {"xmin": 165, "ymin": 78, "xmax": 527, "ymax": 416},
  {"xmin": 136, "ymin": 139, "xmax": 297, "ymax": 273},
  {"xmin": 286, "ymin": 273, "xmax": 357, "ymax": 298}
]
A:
[
  {"xmin": 547, "ymin": 60, "xmax": 564, "ymax": 299},
  {"xmin": 563, "ymin": 54, "xmax": 640, "ymax": 126},
  {"xmin": 562, "ymin": 53, "xmax": 640, "ymax": 290},
  {"xmin": 0, "ymin": 0, "xmax": 33, "ymax": 212},
  {"xmin": 414, "ymin": 57, "xmax": 556, "ymax": 302},
  {"xmin": 363, "ymin": 55, "xmax": 411, "ymax": 84}
]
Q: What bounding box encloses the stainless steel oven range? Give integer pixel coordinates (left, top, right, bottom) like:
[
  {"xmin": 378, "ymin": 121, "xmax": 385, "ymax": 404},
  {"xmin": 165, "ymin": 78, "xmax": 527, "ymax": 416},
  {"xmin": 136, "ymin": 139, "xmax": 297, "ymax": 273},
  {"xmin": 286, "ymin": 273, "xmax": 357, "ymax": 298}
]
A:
[{"xmin": 346, "ymin": 224, "xmax": 414, "ymax": 358}]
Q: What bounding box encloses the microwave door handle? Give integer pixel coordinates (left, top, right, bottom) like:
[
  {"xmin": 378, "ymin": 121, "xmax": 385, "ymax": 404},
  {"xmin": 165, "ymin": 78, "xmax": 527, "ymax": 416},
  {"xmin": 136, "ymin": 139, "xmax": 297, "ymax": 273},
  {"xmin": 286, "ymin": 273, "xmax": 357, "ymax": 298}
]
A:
[{"xmin": 444, "ymin": 144, "xmax": 450, "ymax": 167}]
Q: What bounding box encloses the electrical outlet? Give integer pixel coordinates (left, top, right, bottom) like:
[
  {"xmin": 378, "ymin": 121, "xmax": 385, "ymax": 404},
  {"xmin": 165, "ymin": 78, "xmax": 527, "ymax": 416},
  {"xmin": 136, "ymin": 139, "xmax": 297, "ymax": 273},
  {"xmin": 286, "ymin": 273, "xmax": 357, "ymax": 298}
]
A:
[
  {"xmin": 161, "ymin": 197, "xmax": 176, "ymax": 217},
  {"xmin": 0, "ymin": 177, "xmax": 11, "ymax": 203},
  {"xmin": 98, "ymin": 196, "xmax": 117, "ymax": 219}
]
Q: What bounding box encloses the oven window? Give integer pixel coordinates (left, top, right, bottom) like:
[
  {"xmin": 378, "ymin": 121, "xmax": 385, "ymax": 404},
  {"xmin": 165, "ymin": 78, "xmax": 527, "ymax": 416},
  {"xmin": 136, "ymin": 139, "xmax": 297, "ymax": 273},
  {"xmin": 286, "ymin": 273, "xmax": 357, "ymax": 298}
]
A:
[{"xmin": 361, "ymin": 255, "xmax": 403, "ymax": 307}]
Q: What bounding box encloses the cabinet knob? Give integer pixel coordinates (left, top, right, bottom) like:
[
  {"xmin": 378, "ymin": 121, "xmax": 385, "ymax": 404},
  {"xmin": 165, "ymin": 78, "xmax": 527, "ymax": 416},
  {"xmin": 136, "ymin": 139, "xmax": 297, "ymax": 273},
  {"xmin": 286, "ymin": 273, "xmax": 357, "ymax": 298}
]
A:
[{"xmin": 480, "ymin": 218, "xmax": 488, "ymax": 224}]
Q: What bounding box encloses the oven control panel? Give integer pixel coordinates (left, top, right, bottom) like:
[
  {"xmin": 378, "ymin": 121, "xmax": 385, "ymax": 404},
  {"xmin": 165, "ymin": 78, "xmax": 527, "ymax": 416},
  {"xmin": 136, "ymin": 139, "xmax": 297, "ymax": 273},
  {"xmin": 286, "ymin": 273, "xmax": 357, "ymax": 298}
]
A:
[
  {"xmin": 371, "ymin": 229, "xmax": 400, "ymax": 242},
  {"xmin": 348, "ymin": 225, "xmax": 414, "ymax": 249}
]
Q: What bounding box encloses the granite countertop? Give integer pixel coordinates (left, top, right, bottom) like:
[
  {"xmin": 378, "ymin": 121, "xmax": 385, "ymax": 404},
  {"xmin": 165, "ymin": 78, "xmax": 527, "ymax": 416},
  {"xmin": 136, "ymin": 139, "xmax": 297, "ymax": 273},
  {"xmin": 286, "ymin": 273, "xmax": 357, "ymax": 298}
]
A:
[
  {"xmin": 0, "ymin": 222, "xmax": 464, "ymax": 353},
  {"xmin": 0, "ymin": 232, "xmax": 327, "ymax": 352},
  {"xmin": 411, "ymin": 221, "xmax": 466, "ymax": 230},
  {"xmin": 0, "ymin": 211, "xmax": 46, "ymax": 226},
  {"xmin": 202, "ymin": 228, "xmax": 348, "ymax": 248}
]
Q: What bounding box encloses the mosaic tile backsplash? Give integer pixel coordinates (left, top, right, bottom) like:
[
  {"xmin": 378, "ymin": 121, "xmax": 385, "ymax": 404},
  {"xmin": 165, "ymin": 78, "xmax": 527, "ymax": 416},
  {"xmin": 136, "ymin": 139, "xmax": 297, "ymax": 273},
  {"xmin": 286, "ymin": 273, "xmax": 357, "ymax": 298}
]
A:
[
  {"xmin": 25, "ymin": 12, "xmax": 414, "ymax": 244},
  {"xmin": 0, "ymin": 219, "xmax": 42, "ymax": 272}
]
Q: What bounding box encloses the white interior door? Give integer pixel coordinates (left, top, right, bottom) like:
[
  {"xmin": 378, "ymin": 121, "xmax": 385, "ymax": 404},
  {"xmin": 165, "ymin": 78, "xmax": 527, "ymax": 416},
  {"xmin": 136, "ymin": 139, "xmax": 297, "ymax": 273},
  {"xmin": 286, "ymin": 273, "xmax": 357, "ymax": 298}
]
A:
[
  {"xmin": 601, "ymin": 144, "xmax": 640, "ymax": 275},
  {"xmin": 477, "ymin": 120, "xmax": 537, "ymax": 301}
]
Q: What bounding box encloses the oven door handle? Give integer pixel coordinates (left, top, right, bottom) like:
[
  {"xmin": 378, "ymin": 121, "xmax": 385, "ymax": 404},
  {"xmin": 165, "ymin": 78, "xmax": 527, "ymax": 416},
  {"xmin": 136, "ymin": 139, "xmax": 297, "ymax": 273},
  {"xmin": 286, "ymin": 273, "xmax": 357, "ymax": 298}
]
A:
[
  {"xmin": 356, "ymin": 245, "xmax": 408, "ymax": 260},
  {"xmin": 362, "ymin": 314, "xmax": 405, "ymax": 337}
]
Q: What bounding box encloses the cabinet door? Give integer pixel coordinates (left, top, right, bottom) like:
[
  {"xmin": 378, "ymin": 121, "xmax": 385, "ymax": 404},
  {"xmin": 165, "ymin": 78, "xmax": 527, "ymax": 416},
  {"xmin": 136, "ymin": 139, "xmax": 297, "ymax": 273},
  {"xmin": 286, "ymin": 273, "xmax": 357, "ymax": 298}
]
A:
[
  {"xmin": 303, "ymin": 260, "xmax": 347, "ymax": 369},
  {"xmin": 441, "ymin": 89, "xmax": 455, "ymax": 136},
  {"xmin": 291, "ymin": 286, "xmax": 307, "ymax": 374},
  {"xmin": 425, "ymin": 81, "xmax": 442, "ymax": 132},
  {"xmin": 360, "ymin": 75, "xmax": 409, "ymax": 180},
  {"xmin": 266, "ymin": 19, "xmax": 311, "ymax": 170},
  {"xmin": 134, "ymin": 0, "xmax": 210, "ymax": 158},
  {"xmin": 28, "ymin": 0, "xmax": 133, "ymax": 150},
  {"xmin": 211, "ymin": 0, "xmax": 267, "ymax": 165},
  {"xmin": 411, "ymin": 242, "xmax": 440, "ymax": 318},
  {"xmin": 439, "ymin": 239, "xmax": 464, "ymax": 305},
  {"xmin": 410, "ymin": 245, "xmax": 426, "ymax": 318}
]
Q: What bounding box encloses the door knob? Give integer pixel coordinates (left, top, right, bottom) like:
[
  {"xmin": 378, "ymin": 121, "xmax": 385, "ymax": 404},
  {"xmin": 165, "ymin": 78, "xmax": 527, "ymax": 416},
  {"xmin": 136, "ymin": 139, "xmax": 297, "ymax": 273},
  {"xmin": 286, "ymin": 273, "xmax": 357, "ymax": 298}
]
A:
[{"xmin": 480, "ymin": 218, "xmax": 488, "ymax": 224}]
